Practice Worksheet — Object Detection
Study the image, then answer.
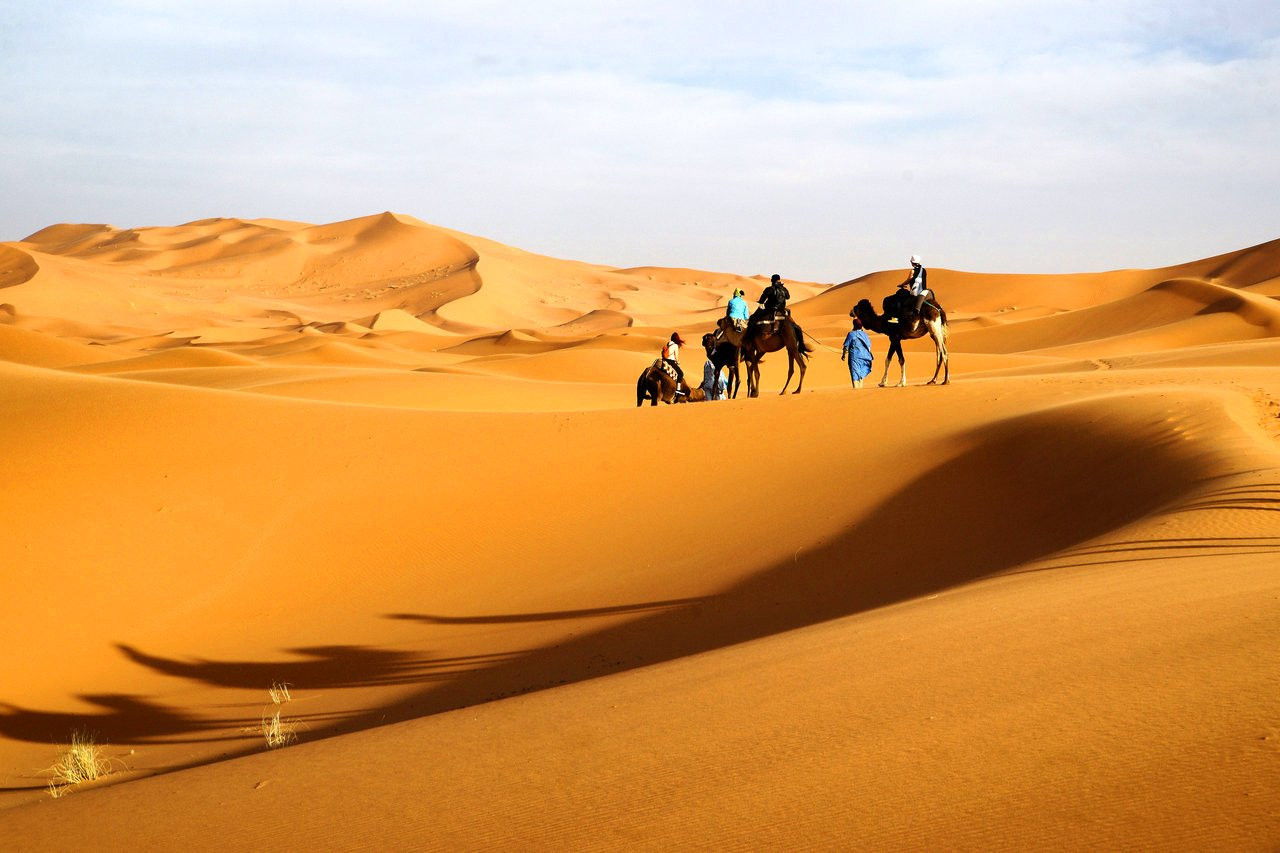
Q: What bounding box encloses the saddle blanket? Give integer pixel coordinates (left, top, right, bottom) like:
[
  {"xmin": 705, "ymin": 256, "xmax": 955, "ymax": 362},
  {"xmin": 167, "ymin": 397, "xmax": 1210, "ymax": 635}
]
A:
[{"xmin": 654, "ymin": 359, "xmax": 679, "ymax": 382}]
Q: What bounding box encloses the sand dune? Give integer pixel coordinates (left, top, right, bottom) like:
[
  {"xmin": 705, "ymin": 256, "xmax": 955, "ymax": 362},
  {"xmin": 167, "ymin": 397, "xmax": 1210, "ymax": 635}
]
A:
[{"xmin": 1, "ymin": 214, "xmax": 1277, "ymax": 850}]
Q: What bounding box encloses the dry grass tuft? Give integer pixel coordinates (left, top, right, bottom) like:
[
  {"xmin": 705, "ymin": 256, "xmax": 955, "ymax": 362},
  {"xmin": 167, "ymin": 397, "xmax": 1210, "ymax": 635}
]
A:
[
  {"xmin": 47, "ymin": 731, "xmax": 112, "ymax": 798},
  {"xmin": 261, "ymin": 709, "xmax": 298, "ymax": 749},
  {"xmin": 261, "ymin": 683, "xmax": 299, "ymax": 748}
]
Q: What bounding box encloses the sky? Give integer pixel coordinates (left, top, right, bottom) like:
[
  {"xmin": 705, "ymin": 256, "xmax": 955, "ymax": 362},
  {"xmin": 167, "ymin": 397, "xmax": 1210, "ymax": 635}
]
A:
[{"xmin": 2, "ymin": 1, "xmax": 1278, "ymax": 281}]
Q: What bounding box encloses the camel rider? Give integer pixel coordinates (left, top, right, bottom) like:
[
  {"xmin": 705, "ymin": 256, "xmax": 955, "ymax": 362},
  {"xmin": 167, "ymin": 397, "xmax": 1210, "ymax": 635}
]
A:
[
  {"xmin": 662, "ymin": 332, "xmax": 687, "ymax": 390},
  {"xmin": 714, "ymin": 288, "xmax": 751, "ymax": 343},
  {"xmin": 905, "ymin": 254, "xmax": 932, "ymax": 316},
  {"xmin": 759, "ymin": 274, "xmax": 790, "ymax": 317},
  {"xmin": 727, "ymin": 288, "xmax": 750, "ymax": 331}
]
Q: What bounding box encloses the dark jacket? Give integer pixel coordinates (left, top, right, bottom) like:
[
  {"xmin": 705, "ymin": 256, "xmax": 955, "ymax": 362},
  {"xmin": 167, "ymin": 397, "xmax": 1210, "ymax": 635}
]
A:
[{"xmin": 759, "ymin": 283, "xmax": 790, "ymax": 312}]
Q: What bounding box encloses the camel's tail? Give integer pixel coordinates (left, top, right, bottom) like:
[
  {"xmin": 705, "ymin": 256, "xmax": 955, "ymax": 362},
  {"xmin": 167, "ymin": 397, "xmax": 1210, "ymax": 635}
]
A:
[{"xmin": 793, "ymin": 321, "xmax": 812, "ymax": 354}]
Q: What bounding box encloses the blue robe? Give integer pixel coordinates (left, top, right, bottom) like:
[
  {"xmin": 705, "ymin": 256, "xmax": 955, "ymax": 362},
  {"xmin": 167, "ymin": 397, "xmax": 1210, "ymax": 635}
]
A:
[
  {"xmin": 843, "ymin": 329, "xmax": 873, "ymax": 383},
  {"xmin": 702, "ymin": 359, "xmax": 728, "ymax": 400}
]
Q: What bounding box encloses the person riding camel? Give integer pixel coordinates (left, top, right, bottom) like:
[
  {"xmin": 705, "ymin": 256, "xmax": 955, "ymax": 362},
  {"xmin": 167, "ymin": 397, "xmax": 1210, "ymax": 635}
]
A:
[
  {"xmin": 885, "ymin": 254, "xmax": 931, "ymax": 323},
  {"xmin": 662, "ymin": 332, "xmax": 687, "ymax": 392},
  {"xmin": 714, "ymin": 288, "xmax": 751, "ymax": 343},
  {"xmin": 727, "ymin": 288, "xmax": 750, "ymax": 331},
  {"xmin": 759, "ymin": 274, "xmax": 790, "ymax": 318}
]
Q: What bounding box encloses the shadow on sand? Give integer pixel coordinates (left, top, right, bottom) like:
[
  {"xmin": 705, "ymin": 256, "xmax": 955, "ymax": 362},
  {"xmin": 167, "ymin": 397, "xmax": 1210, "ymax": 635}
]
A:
[{"xmin": 4, "ymin": 402, "xmax": 1261, "ymax": 787}]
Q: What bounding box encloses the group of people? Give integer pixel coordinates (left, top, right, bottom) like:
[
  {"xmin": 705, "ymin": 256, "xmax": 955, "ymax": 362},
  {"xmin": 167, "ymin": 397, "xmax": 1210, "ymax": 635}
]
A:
[
  {"xmin": 843, "ymin": 253, "xmax": 932, "ymax": 387},
  {"xmin": 658, "ymin": 256, "xmax": 931, "ymax": 396},
  {"xmin": 660, "ymin": 329, "xmax": 731, "ymax": 400}
]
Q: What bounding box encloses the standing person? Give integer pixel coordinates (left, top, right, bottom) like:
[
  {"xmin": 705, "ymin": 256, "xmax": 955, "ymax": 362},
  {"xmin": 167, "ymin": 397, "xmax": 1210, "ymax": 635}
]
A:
[
  {"xmin": 662, "ymin": 332, "xmax": 687, "ymax": 389},
  {"xmin": 701, "ymin": 345, "xmax": 728, "ymax": 400},
  {"xmin": 841, "ymin": 317, "xmax": 874, "ymax": 388}
]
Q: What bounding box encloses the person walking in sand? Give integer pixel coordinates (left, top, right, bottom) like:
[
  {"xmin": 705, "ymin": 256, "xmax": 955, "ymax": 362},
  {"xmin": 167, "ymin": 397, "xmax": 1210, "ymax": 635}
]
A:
[{"xmin": 841, "ymin": 316, "xmax": 874, "ymax": 388}]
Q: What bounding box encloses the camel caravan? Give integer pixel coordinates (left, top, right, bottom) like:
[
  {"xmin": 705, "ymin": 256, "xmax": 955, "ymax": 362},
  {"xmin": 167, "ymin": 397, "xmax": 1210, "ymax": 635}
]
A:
[{"xmin": 636, "ymin": 257, "xmax": 950, "ymax": 406}]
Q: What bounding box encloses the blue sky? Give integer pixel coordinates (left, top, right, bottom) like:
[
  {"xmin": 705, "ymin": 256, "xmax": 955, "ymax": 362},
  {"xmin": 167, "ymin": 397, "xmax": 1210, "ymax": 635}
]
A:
[{"xmin": 2, "ymin": 1, "xmax": 1278, "ymax": 280}]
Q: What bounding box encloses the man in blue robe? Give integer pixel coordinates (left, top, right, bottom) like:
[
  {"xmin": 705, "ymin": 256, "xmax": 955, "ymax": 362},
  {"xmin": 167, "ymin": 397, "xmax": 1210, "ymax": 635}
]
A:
[{"xmin": 841, "ymin": 317, "xmax": 874, "ymax": 388}]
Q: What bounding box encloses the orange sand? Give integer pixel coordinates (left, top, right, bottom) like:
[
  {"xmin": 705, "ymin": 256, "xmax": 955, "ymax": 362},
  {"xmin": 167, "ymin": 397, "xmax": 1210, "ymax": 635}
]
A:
[{"xmin": 1, "ymin": 214, "xmax": 1277, "ymax": 850}]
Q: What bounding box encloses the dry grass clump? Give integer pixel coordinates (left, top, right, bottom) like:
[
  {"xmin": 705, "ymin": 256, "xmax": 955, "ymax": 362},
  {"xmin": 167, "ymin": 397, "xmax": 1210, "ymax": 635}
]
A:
[
  {"xmin": 261, "ymin": 711, "xmax": 297, "ymax": 748},
  {"xmin": 47, "ymin": 731, "xmax": 112, "ymax": 798},
  {"xmin": 268, "ymin": 681, "xmax": 292, "ymax": 705},
  {"xmin": 262, "ymin": 682, "xmax": 298, "ymax": 749}
]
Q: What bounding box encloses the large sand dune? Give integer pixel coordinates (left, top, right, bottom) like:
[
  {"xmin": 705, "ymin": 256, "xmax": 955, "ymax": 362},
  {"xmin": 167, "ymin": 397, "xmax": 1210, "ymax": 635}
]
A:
[{"xmin": 1, "ymin": 215, "xmax": 1277, "ymax": 850}]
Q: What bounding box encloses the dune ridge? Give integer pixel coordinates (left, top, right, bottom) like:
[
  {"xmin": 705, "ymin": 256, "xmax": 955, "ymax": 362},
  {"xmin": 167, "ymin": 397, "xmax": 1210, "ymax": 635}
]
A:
[{"xmin": 1, "ymin": 214, "xmax": 1277, "ymax": 850}]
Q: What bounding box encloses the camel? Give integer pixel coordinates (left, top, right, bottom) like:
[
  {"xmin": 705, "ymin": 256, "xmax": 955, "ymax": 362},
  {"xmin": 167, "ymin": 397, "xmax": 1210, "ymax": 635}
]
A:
[
  {"xmin": 717, "ymin": 313, "xmax": 810, "ymax": 397},
  {"xmin": 701, "ymin": 332, "xmax": 741, "ymax": 399},
  {"xmin": 850, "ymin": 294, "xmax": 949, "ymax": 386},
  {"xmin": 636, "ymin": 360, "xmax": 704, "ymax": 406}
]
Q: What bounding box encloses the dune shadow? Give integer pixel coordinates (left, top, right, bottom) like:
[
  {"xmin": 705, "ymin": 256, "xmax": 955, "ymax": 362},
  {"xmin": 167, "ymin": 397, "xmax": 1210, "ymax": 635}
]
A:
[
  {"xmin": 386, "ymin": 596, "xmax": 710, "ymax": 626},
  {"xmin": 305, "ymin": 400, "xmax": 1235, "ymax": 735},
  {"xmin": 14, "ymin": 401, "xmax": 1260, "ymax": 785},
  {"xmin": 0, "ymin": 694, "xmax": 244, "ymax": 746},
  {"xmin": 114, "ymin": 643, "xmax": 523, "ymax": 690}
]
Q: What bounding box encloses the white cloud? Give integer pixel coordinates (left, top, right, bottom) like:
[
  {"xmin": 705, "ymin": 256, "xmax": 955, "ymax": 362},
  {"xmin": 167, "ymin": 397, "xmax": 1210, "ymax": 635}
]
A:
[{"xmin": 2, "ymin": 1, "xmax": 1278, "ymax": 278}]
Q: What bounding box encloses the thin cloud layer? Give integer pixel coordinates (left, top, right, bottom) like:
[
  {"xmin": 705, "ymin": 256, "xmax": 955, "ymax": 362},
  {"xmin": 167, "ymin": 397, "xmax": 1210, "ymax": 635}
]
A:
[{"xmin": 2, "ymin": 1, "xmax": 1278, "ymax": 278}]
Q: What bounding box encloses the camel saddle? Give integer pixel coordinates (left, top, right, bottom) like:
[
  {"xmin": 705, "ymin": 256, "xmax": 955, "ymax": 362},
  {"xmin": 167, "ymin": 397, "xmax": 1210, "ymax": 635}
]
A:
[
  {"xmin": 747, "ymin": 309, "xmax": 788, "ymax": 336},
  {"xmin": 653, "ymin": 358, "xmax": 680, "ymax": 383}
]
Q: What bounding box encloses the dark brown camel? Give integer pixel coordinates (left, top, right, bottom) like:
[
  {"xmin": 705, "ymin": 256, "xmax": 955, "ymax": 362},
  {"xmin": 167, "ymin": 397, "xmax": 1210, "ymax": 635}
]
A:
[
  {"xmin": 718, "ymin": 313, "xmax": 810, "ymax": 397},
  {"xmin": 701, "ymin": 332, "xmax": 741, "ymax": 399},
  {"xmin": 850, "ymin": 295, "xmax": 949, "ymax": 386},
  {"xmin": 636, "ymin": 360, "xmax": 704, "ymax": 406}
]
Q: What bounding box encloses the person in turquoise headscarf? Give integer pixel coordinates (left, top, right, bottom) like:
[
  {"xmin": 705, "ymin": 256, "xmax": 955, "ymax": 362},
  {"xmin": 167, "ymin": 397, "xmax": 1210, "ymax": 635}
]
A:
[
  {"xmin": 841, "ymin": 316, "xmax": 874, "ymax": 388},
  {"xmin": 726, "ymin": 288, "xmax": 750, "ymax": 331}
]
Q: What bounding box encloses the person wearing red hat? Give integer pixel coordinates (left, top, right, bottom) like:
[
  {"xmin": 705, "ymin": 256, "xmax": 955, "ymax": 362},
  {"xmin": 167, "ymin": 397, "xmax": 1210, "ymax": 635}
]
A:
[{"xmin": 662, "ymin": 331, "xmax": 687, "ymax": 391}]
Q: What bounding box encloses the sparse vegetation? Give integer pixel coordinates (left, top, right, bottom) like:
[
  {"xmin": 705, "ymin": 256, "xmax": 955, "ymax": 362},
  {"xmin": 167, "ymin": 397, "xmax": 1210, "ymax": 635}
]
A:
[
  {"xmin": 261, "ymin": 682, "xmax": 298, "ymax": 749},
  {"xmin": 268, "ymin": 681, "xmax": 292, "ymax": 705},
  {"xmin": 47, "ymin": 731, "xmax": 112, "ymax": 798},
  {"xmin": 261, "ymin": 709, "xmax": 297, "ymax": 748}
]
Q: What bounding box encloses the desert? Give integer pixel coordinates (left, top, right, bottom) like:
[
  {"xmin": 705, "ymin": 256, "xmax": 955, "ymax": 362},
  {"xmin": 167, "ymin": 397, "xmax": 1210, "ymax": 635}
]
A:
[
  {"xmin": 0, "ymin": 211, "xmax": 1277, "ymax": 850},
  {"xmin": 6, "ymin": 2, "xmax": 1280, "ymax": 848}
]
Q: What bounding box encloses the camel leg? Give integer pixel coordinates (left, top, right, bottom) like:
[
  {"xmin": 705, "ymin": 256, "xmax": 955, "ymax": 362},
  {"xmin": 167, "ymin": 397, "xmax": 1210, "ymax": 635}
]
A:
[
  {"xmin": 926, "ymin": 324, "xmax": 942, "ymax": 385},
  {"xmin": 794, "ymin": 355, "xmax": 806, "ymax": 394},
  {"xmin": 879, "ymin": 340, "xmax": 900, "ymax": 387},
  {"xmin": 897, "ymin": 355, "xmax": 907, "ymax": 387},
  {"xmin": 926, "ymin": 320, "xmax": 946, "ymax": 385},
  {"xmin": 779, "ymin": 352, "xmax": 794, "ymax": 395},
  {"xmin": 939, "ymin": 325, "xmax": 950, "ymax": 385}
]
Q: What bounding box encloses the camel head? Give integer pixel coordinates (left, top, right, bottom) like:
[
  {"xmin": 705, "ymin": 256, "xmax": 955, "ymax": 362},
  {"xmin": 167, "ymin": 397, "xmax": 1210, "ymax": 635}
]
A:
[
  {"xmin": 701, "ymin": 332, "xmax": 716, "ymax": 356},
  {"xmin": 851, "ymin": 299, "xmax": 876, "ymax": 321}
]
